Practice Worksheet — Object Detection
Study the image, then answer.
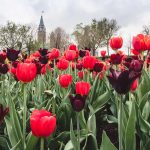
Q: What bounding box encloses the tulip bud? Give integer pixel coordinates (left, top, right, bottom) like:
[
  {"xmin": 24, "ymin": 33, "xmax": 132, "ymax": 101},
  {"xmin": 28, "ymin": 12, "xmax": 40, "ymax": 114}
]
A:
[
  {"xmin": 59, "ymin": 74, "xmax": 72, "ymax": 88},
  {"xmin": 6, "ymin": 48, "xmax": 20, "ymax": 61},
  {"xmin": 110, "ymin": 37, "xmax": 123, "ymax": 50},
  {"xmin": 30, "ymin": 109, "xmax": 56, "ymax": 137},
  {"xmin": 69, "ymin": 95, "xmax": 86, "ymax": 112},
  {"xmin": 38, "ymin": 48, "xmax": 48, "ymax": 56},
  {"xmin": 56, "ymin": 58, "xmax": 69, "ymax": 70},
  {"xmin": 16, "ymin": 62, "xmax": 37, "ymax": 83},
  {"xmin": 0, "ymin": 63, "xmax": 9, "ymax": 74},
  {"xmin": 75, "ymin": 81, "xmax": 90, "ymax": 96},
  {"xmin": 130, "ymin": 60, "xmax": 143, "ymax": 72},
  {"xmin": 93, "ymin": 62, "xmax": 104, "ymax": 72}
]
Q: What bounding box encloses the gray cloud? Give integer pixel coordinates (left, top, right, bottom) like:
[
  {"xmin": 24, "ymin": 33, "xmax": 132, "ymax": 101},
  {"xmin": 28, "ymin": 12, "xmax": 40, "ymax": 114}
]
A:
[{"xmin": 0, "ymin": 0, "xmax": 150, "ymax": 37}]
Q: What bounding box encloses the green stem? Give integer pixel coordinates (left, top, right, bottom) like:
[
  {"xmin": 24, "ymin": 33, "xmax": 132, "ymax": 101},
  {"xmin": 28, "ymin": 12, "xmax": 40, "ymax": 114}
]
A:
[
  {"xmin": 77, "ymin": 113, "xmax": 80, "ymax": 150},
  {"xmin": 23, "ymin": 84, "xmax": 27, "ymax": 149},
  {"xmin": 40, "ymin": 138, "xmax": 44, "ymax": 150},
  {"xmin": 118, "ymin": 95, "xmax": 123, "ymax": 150},
  {"xmin": 54, "ymin": 59, "xmax": 56, "ymax": 78}
]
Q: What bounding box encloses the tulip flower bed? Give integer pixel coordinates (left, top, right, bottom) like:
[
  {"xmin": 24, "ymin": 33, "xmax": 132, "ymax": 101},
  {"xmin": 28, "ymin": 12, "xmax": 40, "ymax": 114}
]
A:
[{"xmin": 0, "ymin": 34, "xmax": 150, "ymax": 150}]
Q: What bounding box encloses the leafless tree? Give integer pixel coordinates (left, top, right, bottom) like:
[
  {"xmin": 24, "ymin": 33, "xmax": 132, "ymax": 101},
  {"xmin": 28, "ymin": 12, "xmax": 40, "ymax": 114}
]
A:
[
  {"xmin": 142, "ymin": 25, "xmax": 150, "ymax": 35},
  {"xmin": 49, "ymin": 27, "xmax": 70, "ymax": 50},
  {"xmin": 73, "ymin": 18, "xmax": 120, "ymax": 56}
]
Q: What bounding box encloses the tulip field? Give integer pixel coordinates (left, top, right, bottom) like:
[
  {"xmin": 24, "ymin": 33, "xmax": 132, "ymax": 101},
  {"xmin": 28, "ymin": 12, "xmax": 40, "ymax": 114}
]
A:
[{"xmin": 0, "ymin": 34, "xmax": 150, "ymax": 150}]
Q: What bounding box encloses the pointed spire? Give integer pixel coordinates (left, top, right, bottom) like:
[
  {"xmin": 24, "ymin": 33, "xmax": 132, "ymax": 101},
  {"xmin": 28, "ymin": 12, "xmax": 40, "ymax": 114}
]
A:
[{"xmin": 39, "ymin": 15, "xmax": 44, "ymax": 27}]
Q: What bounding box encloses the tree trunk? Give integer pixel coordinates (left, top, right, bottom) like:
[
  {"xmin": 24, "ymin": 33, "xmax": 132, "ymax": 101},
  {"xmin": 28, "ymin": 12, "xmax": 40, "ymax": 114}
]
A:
[
  {"xmin": 106, "ymin": 43, "xmax": 109, "ymax": 56},
  {"xmin": 92, "ymin": 49, "xmax": 96, "ymax": 56}
]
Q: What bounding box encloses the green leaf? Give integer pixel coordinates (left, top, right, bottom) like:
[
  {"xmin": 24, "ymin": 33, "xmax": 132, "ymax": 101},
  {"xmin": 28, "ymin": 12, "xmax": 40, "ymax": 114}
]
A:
[
  {"xmin": 26, "ymin": 132, "xmax": 39, "ymax": 150},
  {"xmin": 139, "ymin": 91, "xmax": 150, "ymax": 111},
  {"xmin": 90, "ymin": 73, "xmax": 101, "ymax": 103},
  {"xmin": 137, "ymin": 70, "xmax": 150, "ymax": 101},
  {"xmin": 92, "ymin": 90, "xmax": 110, "ymax": 112},
  {"xmin": 64, "ymin": 140, "xmax": 74, "ymax": 150},
  {"xmin": 10, "ymin": 140, "xmax": 21, "ymax": 150},
  {"xmin": 100, "ymin": 131, "xmax": 117, "ymax": 150},
  {"xmin": 125, "ymin": 101, "xmax": 136, "ymax": 150},
  {"xmin": 138, "ymin": 111, "xmax": 150, "ymax": 133},
  {"xmin": 83, "ymin": 133, "xmax": 98, "ymax": 150},
  {"xmin": 5, "ymin": 96, "xmax": 23, "ymax": 149},
  {"xmin": 87, "ymin": 105, "xmax": 96, "ymax": 136},
  {"xmin": 70, "ymin": 120, "xmax": 78, "ymax": 150},
  {"xmin": 105, "ymin": 115, "xmax": 118, "ymax": 123},
  {"xmin": 0, "ymin": 136, "xmax": 9, "ymax": 150}
]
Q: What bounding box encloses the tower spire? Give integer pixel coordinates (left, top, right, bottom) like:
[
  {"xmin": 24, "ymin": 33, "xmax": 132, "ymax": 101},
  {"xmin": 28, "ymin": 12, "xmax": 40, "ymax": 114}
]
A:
[
  {"xmin": 39, "ymin": 11, "xmax": 45, "ymax": 29},
  {"xmin": 37, "ymin": 11, "xmax": 46, "ymax": 48}
]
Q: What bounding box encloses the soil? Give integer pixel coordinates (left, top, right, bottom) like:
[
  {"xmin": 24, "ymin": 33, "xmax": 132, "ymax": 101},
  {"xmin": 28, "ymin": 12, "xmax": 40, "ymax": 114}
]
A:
[{"xmin": 98, "ymin": 121, "xmax": 118, "ymax": 148}]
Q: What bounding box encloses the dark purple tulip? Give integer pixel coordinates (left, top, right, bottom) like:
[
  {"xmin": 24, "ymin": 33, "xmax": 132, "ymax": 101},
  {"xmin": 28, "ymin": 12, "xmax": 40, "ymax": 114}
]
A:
[
  {"xmin": 0, "ymin": 51, "xmax": 6, "ymax": 63},
  {"xmin": 110, "ymin": 54, "xmax": 123, "ymax": 65},
  {"xmin": 38, "ymin": 48, "xmax": 48, "ymax": 56},
  {"xmin": 79, "ymin": 50, "xmax": 86, "ymax": 57},
  {"xmin": 123, "ymin": 57, "xmax": 133, "ymax": 69},
  {"xmin": 69, "ymin": 94, "xmax": 86, "ymax": 112},
  {"xmin": 6, "ymin": 48, "xmax": 20, "ymax": 61},
  {"xmin": 107, "ymin": 68, "xmax": 141, "ymax": 94},
  {"xmin": 0, "ymin": 63, "xmax": 9, "ymax": 74},
  {"xmin": 130, "ymin": 60, "xmax": 143, "ymax": 72},
  {"xmin": 76, "ymin": 63, "xmax": 83, "ymax": 70},
  {"xmin": 35, "ymin": 62, "xmax": 46, "ymax": 75},
  {"xmin": 39, "ymin": 55, "xmax": 48, "ymax": 64},
  {"xmin": 93, "ymin": 62, "xmax": 104, "ymax": 72}
]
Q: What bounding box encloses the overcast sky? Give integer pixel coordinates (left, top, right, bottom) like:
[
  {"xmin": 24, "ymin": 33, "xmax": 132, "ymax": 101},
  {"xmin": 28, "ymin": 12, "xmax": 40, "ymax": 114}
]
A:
[{"xmin": 0, "ymin": 0, "xmax": 150, "ymax": 51}]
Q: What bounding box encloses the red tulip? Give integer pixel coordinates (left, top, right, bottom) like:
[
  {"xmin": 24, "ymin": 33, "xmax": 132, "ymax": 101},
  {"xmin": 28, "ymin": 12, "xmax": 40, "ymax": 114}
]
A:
[
  {"xmin": 82, "ymin": 56, "xmax": 96, "ymax": 70},
  {"xmin": 69, "ymin": 44, "xmax": 78, "ymax": 51},
  {"xmin": 110, "ymin": 37, "xmax": 123, "ymax": 50},
  {"xmin": 145, "ymin": 36, "xmax": 150, "ymax": 50},
  {"xmin": 130, "ymin": 79, "xmax": 138, "ymax": 91},
  {"xmin": 59, "ymin": 74, "xmax": 72, "ymax": 88},
  {"xmin": 49, "ymin": 48, "xmax": 60, "ymax": 59},
  {"xmin": 56, "ymin": 58, "xmax": 69, "ymax": 70},
  {"xmin": 100, "ymin": 50, "xmax": 106, "ymax": 57},
  {"xmin": 32, "ymin": 51, "xmax": 41, "ymax": 58},
  {"xmin": 30, "ymin": 109, "xmax": 56, "ymax": 137},
  {"xmin": 78, "ymin": 71, "xmax": 84, "ymax": 79},
  {"xmin": 64, "ymin": 50, "xmax": 76, "ymax": 61},
  {"xmin": 16, "ymin": 63, "xmax": 37, "ymax": 82},
  {"xmin": 132, "ymin": 34, "xmax": 147, "ymax": 52},
  {"xmin": 131, "ymin": 49, "xmax": 140, "ymax": 55},
  {"xmin": 76, "ymin": 81, "xmax": 90, "ymax": 96}
]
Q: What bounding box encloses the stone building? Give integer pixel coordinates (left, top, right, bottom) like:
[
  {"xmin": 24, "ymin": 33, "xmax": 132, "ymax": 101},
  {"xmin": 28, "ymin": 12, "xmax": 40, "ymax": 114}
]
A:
[{"xmin": 37, "ymin": 15, "xmax": 46, "ymax": 47}]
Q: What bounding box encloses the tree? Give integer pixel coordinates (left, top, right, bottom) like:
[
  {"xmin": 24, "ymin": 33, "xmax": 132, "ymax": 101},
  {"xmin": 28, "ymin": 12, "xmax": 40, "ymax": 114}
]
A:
[
  {"xmin": 73, "ymin": 18, "xmax": 119, "ymax": 56},
  {"xmin": 0, "ymin": 21, "xmax": 38, "ymax": 52},
  {"xmin": 49, "ymin": 27, "xmax": 70, "ymax": 50},
  {"xmin": 142, "ymin": 25, "xmax": 150, "ymax": 35}
]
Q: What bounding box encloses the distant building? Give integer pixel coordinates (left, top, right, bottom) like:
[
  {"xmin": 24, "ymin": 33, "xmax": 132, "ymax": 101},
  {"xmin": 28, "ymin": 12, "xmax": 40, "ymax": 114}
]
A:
[{"xmin": 38, "ymin": 15, "xmax": 46, "ymax": 47}]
